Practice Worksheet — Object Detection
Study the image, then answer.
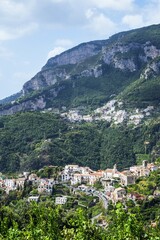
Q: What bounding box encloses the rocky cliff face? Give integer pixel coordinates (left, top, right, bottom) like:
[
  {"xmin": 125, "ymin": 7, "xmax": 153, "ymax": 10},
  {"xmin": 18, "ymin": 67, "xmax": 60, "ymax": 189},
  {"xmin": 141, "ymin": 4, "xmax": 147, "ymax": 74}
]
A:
[
  {"xmin": 0, "ymin": 97, "xmax": 46, "ymax": 116},
  {"xmin": 140, "ymin": 58, "xmax": 160, "ymax": 79},
  {"xmin": 42, "ymin": 41, "xmax": 106, "ymax": 69},
  {"xmin": 23, "ymin": 69, "xmax": 66, "ymax": 94},
  {"xmin": 22, "ymin": 39, "xmax": 160, "ymax": 95},
  {"xmin": 22, "ymin": 40, "xmax": 106, "ymax": 95},
  {"xmin": 102, "ymin": 42, "xmax": 160, "ymax": 72},
  {"xmin": 1, "ymin": 24, "xmax": 160, "ymax": 118}
]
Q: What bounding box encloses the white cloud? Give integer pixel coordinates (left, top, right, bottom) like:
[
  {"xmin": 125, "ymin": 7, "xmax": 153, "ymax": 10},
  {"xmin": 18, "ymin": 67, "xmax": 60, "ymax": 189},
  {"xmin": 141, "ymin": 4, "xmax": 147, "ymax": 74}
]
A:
[
  {"xmin": 0, "ymin": 46, "xmax": 13, "ymax": 59},
  {"xmin": 142, "ymin": 0, "xmax": 160, "ymax": 25},
  {"xmin": 122, "ymin": 14, "xmax": 144, "ymax": 28},
  {"xmin": 85, "ymin": 9, "xmax": 117, "ymax": 37},
  {"xmin": 0, "ymin": 29, "xmax": 13, "ymax": 41},
  {"xmin": 0, "ymin": 0, "xmax": 35, "ymax": 23},
  {"xmin": 0, "ymin": 0, "xmax": 38, "ymax": 41},
  {"xmin": 90, "ymin": 0, "xmax": 135, "ymax": 11},
  {"xmin": 0, "ymin": 23, "xmax": 38, "ymax": 41},
  {"xmin": 86, "ymin": 8, "xmax": 95, "ymax": 19},
  {"xmin": 121, "ymin": 0, "xmax": 160, "ymax": 29},
  {"xmin": 47, "ymin": 47, "xmax": 66, "ymax": 59},
  {"xmin": 47, "ymin": 38, "xmax": 73, "ymax": 59}
]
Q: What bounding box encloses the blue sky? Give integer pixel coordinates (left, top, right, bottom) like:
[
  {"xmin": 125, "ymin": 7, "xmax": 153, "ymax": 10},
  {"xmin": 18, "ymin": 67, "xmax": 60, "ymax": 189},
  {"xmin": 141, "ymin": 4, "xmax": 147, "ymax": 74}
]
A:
[{"xmin": 0, "ymin": 0, "xmax": 160, "ymax": 99}]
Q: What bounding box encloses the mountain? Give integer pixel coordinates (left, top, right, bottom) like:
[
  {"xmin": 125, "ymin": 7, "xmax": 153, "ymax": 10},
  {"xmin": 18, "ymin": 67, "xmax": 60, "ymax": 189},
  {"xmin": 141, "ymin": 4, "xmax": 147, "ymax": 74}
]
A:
[
  {"xmin": 0, "ymin": 24, "xmax": 159, "ymax": 117},
  {"xmin": 0, "ymin": 24, "xmax": 160, "ymax": 172}
]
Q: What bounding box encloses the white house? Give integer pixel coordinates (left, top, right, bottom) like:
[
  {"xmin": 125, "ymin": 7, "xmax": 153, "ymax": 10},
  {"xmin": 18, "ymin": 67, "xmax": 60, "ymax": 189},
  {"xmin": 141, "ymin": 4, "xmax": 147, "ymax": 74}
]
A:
[
  {"xmin": 103, "ymin": 164, "xmax": 120, "ymax": 179},
  {"xmin": 28, "ymin": 196, "xmax": 40, "ymax": 202},
  {"xmin": 4, "ymin": 179, "xmax": 17, "ymax": 193},
  {"xmin": 16, "ymin": 177, "xmax": 26, "ymax": 189},
  {"xmin": 55, "ymin": 196, "xmax": 67, "ymax": 205},
  {"xmin": 23, "ymin": 172, "xmax": 30, "ymax": 179},
  {"xmin": 61, "ymin": 173, "xmax": 71, "ymax": 182},
  {"xmin": 38, "ymin": 179, "xmax": 54, "ymax": 194},
  {"xmin": 64, "ymin": 165, "xmax": 80, "ymax": 174}
]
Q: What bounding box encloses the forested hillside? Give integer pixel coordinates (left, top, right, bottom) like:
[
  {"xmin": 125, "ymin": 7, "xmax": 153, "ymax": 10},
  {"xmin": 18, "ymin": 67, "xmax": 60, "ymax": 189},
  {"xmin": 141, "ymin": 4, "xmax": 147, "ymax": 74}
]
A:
[{"xmin": 0, "ymin": 111, "xmax": 160, "ymax": 173}]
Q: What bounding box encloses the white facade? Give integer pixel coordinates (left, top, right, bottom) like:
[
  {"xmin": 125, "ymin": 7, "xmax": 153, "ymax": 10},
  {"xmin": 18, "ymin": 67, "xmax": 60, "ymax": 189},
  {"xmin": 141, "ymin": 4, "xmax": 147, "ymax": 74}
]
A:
[
  {"xmin": 55, "ymin": 196, "xmax": 67, "ymax": 205},
  {"xmin": 61, "ymin": 173, "xmax": 71, "ymax": 182},
  {"xmin": 4, "ymin": 179, "xmax": 16, "ymax": 191},
  {"xmin": 38, "ymin": 179, "xmax": 54, "ymax": 194},
  {"xmin": 28, "ymin": 196, "xmax": 39, "ymax": 202},
  {"xmin": 64, "ymin": 165, "xmax": 79, "ymax": 174}
]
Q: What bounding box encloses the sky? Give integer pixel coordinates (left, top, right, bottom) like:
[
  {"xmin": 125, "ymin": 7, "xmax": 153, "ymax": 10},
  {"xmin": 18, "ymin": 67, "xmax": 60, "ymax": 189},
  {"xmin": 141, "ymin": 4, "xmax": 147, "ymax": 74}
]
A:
[{"xmin": 0, "ymin": 0, "xmax": 160, "ymax": 100}]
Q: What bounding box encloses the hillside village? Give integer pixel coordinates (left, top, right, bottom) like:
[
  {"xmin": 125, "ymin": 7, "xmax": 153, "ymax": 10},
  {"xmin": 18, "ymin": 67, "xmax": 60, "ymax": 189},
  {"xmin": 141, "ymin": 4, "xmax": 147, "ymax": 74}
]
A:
[
  {"xmin": 60, "ymin": 100, "xmax": 155, "ymax": 125},
  {"xmin": 0, "ymin": 160, "xmax": 159, "ymax": 206}
]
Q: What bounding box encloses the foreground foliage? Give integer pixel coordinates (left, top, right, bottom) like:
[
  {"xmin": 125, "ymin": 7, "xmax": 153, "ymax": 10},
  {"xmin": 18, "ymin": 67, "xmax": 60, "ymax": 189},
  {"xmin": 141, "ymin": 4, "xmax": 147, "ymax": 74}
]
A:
[{"xmin": 0, "ymin": 201, "xmax": 160, "ymax": 240}]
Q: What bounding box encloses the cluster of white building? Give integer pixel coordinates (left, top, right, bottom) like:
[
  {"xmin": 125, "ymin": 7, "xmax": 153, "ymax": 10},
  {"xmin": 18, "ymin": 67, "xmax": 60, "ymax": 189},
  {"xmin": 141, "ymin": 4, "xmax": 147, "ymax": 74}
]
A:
[
  {"xmin": 60, "ymin": 99, "xmax": 154, "ymax": 126},
  {"xmin": 0, "ymin": 171, "xmax": 57, "ymax": 195},
  {"xmin": 61, "ymin": 165, "xmax": 104, "ymax": 186},
  {"xmin": 0, "ymin": 160, "xmax": 159, "ymax": 205},
  {"xmin": 0, "ymin": 176, "xmax": 26, "ymax": 194},
  {"xmin": 61, "ymin": 161, "xmax": 159, "ymax": 204},
  {"xmin": 61, "ymin": 161, "xmax": 158, "ymax": 187},
  {"xmin": 102, "ymin": 160, "xmax": 159, "ymax": 203}
]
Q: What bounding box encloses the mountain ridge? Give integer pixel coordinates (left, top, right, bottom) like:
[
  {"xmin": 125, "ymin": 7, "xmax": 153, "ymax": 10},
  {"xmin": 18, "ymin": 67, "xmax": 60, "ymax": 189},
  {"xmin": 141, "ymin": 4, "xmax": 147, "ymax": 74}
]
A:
[{"xmin": 0, "ymin": 24, "xmax": 160, "ymax": 126}]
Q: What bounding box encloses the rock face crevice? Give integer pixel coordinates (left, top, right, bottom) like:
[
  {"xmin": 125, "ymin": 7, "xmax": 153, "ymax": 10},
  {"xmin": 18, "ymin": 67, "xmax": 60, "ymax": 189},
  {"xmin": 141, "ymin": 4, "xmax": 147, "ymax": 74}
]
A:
[{"xmin": 140, "ymin": 59, "xmax": 160, "ymax": 79}]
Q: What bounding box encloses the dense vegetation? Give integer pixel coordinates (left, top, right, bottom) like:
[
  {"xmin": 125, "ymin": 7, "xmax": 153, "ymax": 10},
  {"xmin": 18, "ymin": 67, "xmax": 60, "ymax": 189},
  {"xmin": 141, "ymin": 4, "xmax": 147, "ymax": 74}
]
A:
[
  {"xmin": 121, "ymin": 24, "xmax": 160, "ymax": 48},
  {"xmin": 0, "ymin": 197, "xmax": 160, "ymax": 239},
  {"xmin": 119, "ymin": 76, "xmax": 160, "ymax": 108},
  {"xmin": 0, "ymin": 111, "xmax": 160, "ymax": 173}
]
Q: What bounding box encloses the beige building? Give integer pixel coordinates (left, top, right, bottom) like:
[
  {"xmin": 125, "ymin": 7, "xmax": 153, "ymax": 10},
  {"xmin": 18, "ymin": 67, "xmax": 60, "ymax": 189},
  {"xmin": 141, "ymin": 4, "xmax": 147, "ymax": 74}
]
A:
[
  {"xmin": 71, "ymin": 170, "xmax": 104, "ymax": 186},
  {"xmin": 16, "ymin": 177, "xmax": 26, "ymax": 188},
  {"xmin": 28, "ymin": 173, "xmax": 39, "ymax": 182},
  {"xmin": 120, "ymin": 171, "xmax": 136, "ymax": 186},
  {"xmin": 130, "ymin": 161, "xmax": 158, "ymax": 177},
  {"xmin": 89, "ymin": 171, "xmax": 104, "ymax": 185},
  {"xmin": 71, "ymin": 173, "xmax": 90, "ymax": 185},
  {"xmin": 111, "ymin": 187, "xmax": 126, "ymax": 203}
]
